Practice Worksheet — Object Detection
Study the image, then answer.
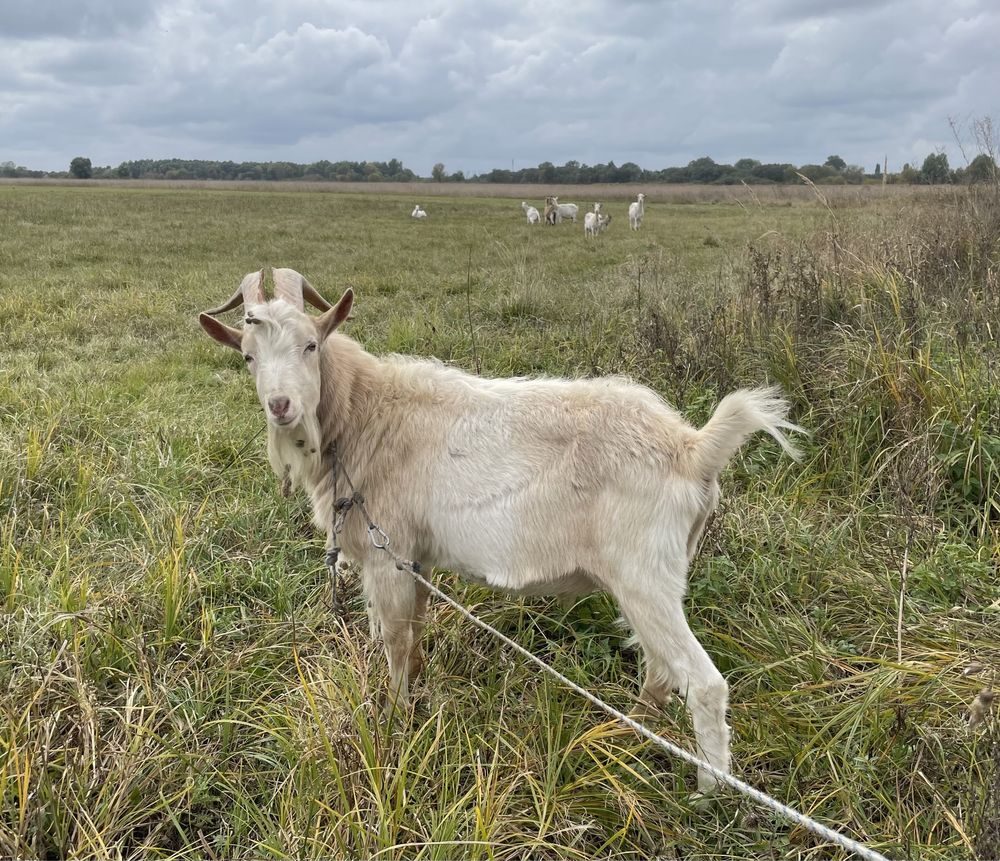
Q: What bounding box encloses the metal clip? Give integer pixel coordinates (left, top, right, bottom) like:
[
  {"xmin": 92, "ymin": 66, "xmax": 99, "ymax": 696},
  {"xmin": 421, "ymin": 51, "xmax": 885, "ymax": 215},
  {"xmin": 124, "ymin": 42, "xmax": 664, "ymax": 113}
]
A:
[{"xmin": 367, "ymin": 523, "xmax": 390, "ymax": 549}]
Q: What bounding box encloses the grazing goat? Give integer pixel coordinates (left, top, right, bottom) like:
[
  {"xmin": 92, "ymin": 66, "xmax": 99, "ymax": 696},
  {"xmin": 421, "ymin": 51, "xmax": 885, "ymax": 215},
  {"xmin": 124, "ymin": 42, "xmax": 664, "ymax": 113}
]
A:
[
  {"xmin": 584, "ymin": 211, "xmax": 612, "ymax": 237},
  {"xmin": 628, "ymin": 193, "xmax": 646, "ymax": 231},
  {"xmin": 521, "ymin": 201, "xmax": 541, "ymax": 225},
  {"xmin": 411, "ymin": 205, "xmax": 428, "ymax": 219},
  {"xmin": 551, "ymin": 196, "xmax": 579, "ymax": 223},
  {"xmin": 199, "ymin": 268, "xmax": 802, "ymax": 794}
]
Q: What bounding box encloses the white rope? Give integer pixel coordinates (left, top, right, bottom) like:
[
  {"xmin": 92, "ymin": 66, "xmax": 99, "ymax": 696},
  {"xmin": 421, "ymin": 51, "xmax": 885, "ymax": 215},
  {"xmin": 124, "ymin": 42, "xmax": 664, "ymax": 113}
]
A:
[{"xmin": 398, "ymin": 564, "xmax": 892, "ymax": 861}]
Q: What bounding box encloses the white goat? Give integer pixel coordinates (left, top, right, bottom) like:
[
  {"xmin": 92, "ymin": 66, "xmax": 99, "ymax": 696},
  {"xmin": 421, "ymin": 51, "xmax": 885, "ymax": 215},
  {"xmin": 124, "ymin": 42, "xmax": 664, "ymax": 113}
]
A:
[
  {"xmin": 551, "ymin": 196, "xmax": 579, "ymax": 223},
  {"xmin": 411, "ymin": 205, "xmax": 428, "ymax": 219},
  {"xmin": 584, "ymin": 211, "xmax": 612, "ymax": 237},
  {"xmin": 521, "ymin": 201, "xmax": 541, "ymax": 225},
  {"xmin": 199, "ymin": 268, "xmax": 802, "ymax": 794},
  {"xmin": 628, "ymin": 193, "xmax": 645, "ymax": 231}
]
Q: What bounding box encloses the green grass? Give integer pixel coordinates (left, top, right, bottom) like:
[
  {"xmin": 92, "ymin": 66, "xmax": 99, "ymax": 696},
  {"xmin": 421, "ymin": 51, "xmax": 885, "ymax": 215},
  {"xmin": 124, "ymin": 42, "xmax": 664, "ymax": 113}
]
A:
[{"xmin": 1, "ymin": 183, "xmax": 998, "ymax": 859}]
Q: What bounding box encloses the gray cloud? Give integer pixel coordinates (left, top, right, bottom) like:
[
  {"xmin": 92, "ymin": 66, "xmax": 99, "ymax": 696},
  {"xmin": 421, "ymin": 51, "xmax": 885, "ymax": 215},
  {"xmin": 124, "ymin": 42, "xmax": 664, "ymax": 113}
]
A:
[
  {"xmin": 1, "ymin": 0, "xmax": 997, "ymax": 175},
  {"xmin": 3, "ymin": 0, "xmax": 162, "ymax": 39}
]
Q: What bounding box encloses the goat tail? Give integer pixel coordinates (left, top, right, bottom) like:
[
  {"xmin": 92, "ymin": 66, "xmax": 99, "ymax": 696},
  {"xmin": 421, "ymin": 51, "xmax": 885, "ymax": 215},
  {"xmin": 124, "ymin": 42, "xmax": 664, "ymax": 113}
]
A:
[{"xmin": 691, "ymin": 387, "xmax": 803, "ymax": 477}]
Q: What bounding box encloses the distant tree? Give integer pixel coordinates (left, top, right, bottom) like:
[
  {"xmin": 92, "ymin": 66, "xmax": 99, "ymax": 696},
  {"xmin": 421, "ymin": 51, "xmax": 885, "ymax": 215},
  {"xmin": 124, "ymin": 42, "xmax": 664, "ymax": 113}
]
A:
[
  {"xmin": 842, "ymin": 165, "xmax": 865, "ymax": 184},
  {"xmin": 966, "ymin": 153, "xmax": 997, "ymax": 184},
  {"xmin": 798, "ymin": 164, "xmax": 836, "ymax": 182},
  {"xmin": 899, "ymin": 163, "xmax": 921, "ymax": 184},
  {"xmin": 751, "ymin": 163, "xmax": 793, "ymax": 183},
  {"xmin": 431, "ymin": 162, "xmax": 446, "ymax": 182},
  {"xmin": 686, "ymin": 156, "xmax": 723, "ymax": 182},
  {"xmin": 920, "ymin": 152, "xmax": 950, "ymax": 184},
  {"xmin": 873, "ymin": 162, "xmax": 881, "ymax": 178},
  {"xmin": 449, "ymin": 169, "xmax": 465, "ymax": 182},
  {"xmin": 617, "ymin": 161, "xmax": 643, "ymax": 183},
  {"xmin": 824, "ymin": 154, "xmax": 846, "ymax": 171},
  {"xmin": 658, "ymin": 166, "xmax": 687, "ymax": 183},
  {"xmin": 558, "ymin": 159, "xmax": 581, "ymax": 183},
  {"xmin": 734, "ymin": 158, "xmax": 760, "ymax": 172},
  {"xmin": 69, "ymin": 156, "xmax": 92, "ymax": 178}
]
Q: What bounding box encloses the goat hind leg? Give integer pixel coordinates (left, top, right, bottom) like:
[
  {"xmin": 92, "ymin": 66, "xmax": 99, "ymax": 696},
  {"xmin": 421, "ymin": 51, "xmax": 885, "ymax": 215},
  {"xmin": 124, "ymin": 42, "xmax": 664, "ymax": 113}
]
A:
[{"xmin": 617, "ymin": 587, "xmax": 730, "ymax": 793}]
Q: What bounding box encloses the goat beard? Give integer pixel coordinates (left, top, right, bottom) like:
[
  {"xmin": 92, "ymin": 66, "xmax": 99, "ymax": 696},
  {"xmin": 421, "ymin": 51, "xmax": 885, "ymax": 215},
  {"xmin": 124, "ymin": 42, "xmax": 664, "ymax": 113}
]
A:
[{"xmin": 266, "ymin": 410, "xmax": 324, "ymax": 497}]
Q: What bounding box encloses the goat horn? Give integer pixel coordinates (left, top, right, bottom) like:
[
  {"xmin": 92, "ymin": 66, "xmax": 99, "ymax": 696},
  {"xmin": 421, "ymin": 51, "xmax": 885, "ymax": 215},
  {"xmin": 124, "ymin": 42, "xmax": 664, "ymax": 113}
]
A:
[
  {"xmin": 271, "ymin": 268, "xmax": 333, "ymax": 312},
  {"xmin": 204, "ymin": 269, "xmax": 266, "ymax": 316},
  {"xmin": 300, "ymin": 274, "xmax": 333, "ymax": 312}
]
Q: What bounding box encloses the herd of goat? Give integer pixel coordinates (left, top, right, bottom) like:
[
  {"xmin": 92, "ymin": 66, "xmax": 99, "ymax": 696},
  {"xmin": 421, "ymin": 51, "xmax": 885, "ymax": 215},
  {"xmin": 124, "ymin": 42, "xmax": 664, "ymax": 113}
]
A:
[{"xmin": 410, "ymin": 192, "xmax": 647, "ymax": 235}]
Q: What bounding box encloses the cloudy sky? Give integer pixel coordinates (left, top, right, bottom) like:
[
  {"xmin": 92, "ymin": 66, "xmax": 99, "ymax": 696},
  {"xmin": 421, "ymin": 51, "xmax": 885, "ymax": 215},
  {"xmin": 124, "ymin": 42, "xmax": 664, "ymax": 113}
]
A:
[{"xmin": 3, "ymin": 0, "xmax": 997, "ymax": 176}]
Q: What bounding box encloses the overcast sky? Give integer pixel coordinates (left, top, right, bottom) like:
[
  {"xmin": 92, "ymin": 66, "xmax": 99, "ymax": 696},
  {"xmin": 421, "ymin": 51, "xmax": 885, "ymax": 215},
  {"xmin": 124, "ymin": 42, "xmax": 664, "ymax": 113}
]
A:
[{"xmin": 3, "ymin": 0, "xmax": 997, "ymax": 176}]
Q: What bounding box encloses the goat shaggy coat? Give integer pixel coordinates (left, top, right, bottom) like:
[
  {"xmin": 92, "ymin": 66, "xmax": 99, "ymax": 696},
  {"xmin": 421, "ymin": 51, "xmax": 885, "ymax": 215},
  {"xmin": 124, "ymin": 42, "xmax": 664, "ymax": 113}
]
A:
[{"xmin": 199, "ymin": 269, "xmax": 802, "ymax": 793}]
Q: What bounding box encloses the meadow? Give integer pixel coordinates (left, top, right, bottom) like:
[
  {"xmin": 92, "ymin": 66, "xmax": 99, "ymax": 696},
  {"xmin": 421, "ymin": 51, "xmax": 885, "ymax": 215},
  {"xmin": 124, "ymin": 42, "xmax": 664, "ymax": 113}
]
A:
[{"xmin": 0, "ymin": 181, "xmax": 998, "ymax": 860}]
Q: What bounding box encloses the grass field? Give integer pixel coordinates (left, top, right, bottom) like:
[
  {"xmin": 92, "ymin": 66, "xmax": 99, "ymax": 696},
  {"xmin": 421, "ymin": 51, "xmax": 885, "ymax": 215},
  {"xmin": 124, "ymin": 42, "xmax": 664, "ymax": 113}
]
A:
[{"xmin": 1, "ymin": 182, "xmax": 998, "ymax": 860}]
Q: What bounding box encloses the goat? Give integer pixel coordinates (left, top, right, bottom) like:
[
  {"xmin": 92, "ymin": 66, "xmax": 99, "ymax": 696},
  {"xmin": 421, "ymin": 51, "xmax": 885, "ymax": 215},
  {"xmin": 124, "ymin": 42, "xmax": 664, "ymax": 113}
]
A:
[
  {"xmin": 521, "ymin": 201, "xmax": 541, "ymax": 225},
  {"xmin": 551, "ymin": 196, "xmax": 579, "ymax": 223},
  {"xmin": 411, "ymin": 205, "xmax": 428, "ymax": 219},
  {"xmin": 543, "ymin": 196, "xmax": 560, "ymax": 225},
  {"xmin": 198, "ymin": 268, "xmax": 803, "ymax": 794},
  {"xmin": 584, "ymin": 211, "xmax": 612, "ymax": 237},
  {"xmin": 628, "ymin": 193, "xmax": 645, "ymax": 231}
]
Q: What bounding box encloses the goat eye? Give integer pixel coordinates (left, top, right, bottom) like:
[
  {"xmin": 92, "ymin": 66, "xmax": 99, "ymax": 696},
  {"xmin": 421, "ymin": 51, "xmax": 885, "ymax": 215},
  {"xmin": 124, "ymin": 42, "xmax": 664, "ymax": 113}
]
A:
[
  {"xmin": 304, "ymin": 342, "xmax": 317, "ymax": 354},
  {"xmin": 243, "ymin": 353, "xmax": 253, "ymax": 363}
]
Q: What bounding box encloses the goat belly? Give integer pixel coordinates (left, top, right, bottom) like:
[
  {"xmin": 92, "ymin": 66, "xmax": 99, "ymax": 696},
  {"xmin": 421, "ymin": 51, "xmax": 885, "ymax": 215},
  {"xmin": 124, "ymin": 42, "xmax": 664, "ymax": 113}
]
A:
[{"xmin": 436, "ymin": 560, "xmax": 596, "ymax": 599}]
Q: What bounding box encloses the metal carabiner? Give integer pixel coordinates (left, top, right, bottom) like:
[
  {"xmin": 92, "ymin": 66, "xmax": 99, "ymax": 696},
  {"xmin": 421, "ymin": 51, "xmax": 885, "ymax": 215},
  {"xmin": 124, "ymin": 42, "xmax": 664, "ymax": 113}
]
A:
[{"xmin": 367, "ymin": 523, "xmax": 390, "ymax": 550}]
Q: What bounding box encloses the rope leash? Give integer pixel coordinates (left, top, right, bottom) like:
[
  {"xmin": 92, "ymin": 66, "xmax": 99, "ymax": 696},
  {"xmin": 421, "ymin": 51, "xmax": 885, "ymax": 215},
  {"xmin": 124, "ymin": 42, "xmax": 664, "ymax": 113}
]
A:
[{"xmin": 327, "ymin": 454, "xmax": 892, "ymax": 861}]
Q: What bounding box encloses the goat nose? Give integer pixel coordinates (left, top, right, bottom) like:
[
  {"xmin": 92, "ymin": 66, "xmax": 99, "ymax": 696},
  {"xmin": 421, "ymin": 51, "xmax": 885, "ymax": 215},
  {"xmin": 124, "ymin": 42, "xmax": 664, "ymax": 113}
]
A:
[{"xmin": 268, "ymin": 396, "xmax": 291, "ymax": 417}]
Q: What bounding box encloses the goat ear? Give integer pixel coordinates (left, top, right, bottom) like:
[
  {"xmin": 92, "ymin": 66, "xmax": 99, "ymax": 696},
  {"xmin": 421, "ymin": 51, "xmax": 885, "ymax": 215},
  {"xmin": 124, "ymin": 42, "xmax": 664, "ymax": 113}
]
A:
[
  {"xmin": 199, "ymin": 313, "xmax": 243, "ymax": 352},
  {"xmin": 316, "ymin": 289, "xmax": 354, "ymax": 342}
]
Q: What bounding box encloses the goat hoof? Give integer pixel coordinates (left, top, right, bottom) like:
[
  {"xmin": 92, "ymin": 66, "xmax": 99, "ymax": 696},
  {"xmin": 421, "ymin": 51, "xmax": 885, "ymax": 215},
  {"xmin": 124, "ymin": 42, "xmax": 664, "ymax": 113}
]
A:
[
  {"xmin": 380, "ymin": 693, "xmax": 412, "ymax": 724},
  {"xmin": 687, "ymin": 790, "xmax": 715, "ymax": 812},
  {"xmin": 629, "ymin": 698, "xmax": 672, "ymax": 722}
]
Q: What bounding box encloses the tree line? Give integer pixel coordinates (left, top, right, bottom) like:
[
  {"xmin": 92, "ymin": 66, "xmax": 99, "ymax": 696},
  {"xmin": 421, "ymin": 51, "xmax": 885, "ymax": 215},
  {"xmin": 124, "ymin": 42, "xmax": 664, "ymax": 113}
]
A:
[{"xmin": 1, "ymin": 151, "xmax": 996, "ymax": 186}]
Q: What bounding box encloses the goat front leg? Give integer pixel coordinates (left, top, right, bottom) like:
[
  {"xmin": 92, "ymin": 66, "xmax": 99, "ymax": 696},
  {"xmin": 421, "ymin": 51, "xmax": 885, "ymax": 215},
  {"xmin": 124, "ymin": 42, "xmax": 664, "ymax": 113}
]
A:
[
  {"xmin": 408, "ymin": 578, "xmax": 429, "ymax": 680},
  {"xmin": 363, "ymin": 561, "xmax": 419, "ymax": 713},
  {"xmin": 324, "ymin": 526, "xmax": 345, "ymax": 616}
]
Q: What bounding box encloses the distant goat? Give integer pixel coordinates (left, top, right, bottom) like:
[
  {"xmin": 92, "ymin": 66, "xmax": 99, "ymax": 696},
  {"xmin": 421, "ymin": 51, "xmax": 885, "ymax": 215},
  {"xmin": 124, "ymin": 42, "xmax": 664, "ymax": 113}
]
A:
[
  {"xmin": 411, "ymin": 205, "xmax": 428, "ymax": 219},
  {"xmin": 628, "ymin": 193, "xmax": 645, "ymax": 230},
  {"xmin": 521, "ymin": 201, "xmax": 541, "ymax": 225},
  {"xmin": 543, "ymin": 197, "xmax": 560, "ymax": 225},
  {"xmin": 551, "ymin": 196, "xmax": 579, "ymax": 223},
  {"xmin": 198, "ymin": 268, "xmax": 803, "ymax": 795},
  {"xmin": 584, "ymin": 211, "xmax": 612, "ymax": 237}
]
